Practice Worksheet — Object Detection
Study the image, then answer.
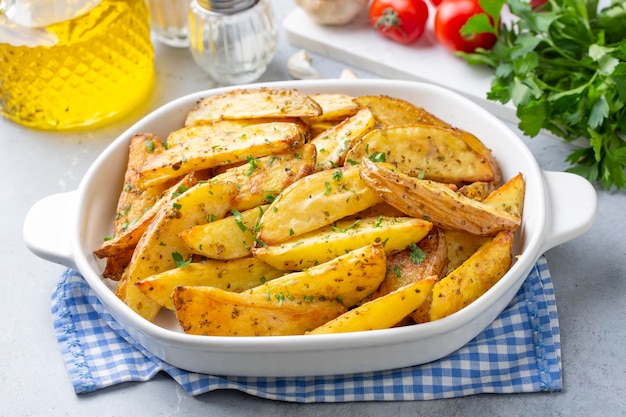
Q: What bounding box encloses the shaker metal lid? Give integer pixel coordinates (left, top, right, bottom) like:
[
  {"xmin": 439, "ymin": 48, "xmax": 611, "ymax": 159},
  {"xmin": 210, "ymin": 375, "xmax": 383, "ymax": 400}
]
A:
[{"xmin": 195, "ymin": 0, "xmax": 259, "ymax": 14}]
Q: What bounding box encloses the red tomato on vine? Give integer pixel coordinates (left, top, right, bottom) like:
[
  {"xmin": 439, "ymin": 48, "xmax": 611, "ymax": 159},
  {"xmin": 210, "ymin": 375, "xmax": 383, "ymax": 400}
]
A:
[
  {"xmin": 369, "ymin": 0, "xmax": 430, "ymax": 44},
  {"xmin": 434, "ymin": 0, "xmax": 497, "ymax": 53}
]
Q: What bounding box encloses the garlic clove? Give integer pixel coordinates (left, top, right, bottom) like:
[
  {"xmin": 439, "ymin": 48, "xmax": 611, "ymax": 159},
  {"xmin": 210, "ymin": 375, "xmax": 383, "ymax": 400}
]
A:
[
  {"xmin": 340, "ymin": 68, "xmax": 358, "ymax": 79},
  {"xmin": 287, "ymin": 49, "xmax": 322, "ymax": 80},
  {"xmin": 295, "ymin": 0, "xmax": 369, "ymax": 26}
]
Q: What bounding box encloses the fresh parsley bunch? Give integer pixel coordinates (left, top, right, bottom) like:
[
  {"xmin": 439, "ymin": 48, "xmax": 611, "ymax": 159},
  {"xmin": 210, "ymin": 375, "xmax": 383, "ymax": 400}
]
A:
[{"xmin": 459, "ymin": 0, "xmax": 626, "ymax": 190}]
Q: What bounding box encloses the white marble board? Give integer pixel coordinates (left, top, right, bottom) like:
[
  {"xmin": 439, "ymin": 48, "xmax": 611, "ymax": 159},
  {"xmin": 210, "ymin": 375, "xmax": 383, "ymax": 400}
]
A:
[{"xmin": 283, "ymin": 7, "xmax": 517, "ymax": 122}]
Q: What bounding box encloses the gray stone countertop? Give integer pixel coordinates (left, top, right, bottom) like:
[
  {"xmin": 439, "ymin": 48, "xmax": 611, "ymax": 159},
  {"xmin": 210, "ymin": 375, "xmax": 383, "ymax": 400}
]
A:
[{"xmin": 1, "ymin": 1, "xmax": 624, "ymax": 416}]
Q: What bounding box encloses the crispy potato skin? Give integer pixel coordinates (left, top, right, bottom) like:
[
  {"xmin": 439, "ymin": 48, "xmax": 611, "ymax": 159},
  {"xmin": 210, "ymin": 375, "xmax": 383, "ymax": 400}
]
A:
[
  {"xmin": 346, "ymin": 124, "xmax": 498, "ymax": 184},
  {"xmin": 359, "ymin": 159, "xmax": 520, "ymax": 236}
]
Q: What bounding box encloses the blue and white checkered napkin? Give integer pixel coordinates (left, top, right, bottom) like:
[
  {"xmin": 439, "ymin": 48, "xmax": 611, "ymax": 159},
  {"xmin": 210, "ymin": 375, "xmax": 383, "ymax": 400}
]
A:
[{"xmin": 51, "ymin": 256, "xmax": 561, "ymax": 401}]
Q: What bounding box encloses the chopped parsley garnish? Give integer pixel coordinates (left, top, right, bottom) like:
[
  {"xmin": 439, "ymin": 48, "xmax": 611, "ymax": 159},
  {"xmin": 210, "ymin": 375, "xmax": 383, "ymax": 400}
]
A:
[
  {"xmin": 231, "ymin": 209, "xmax": 247, "ymax": 232},
  {"xmin": 408, "ymin": 243, "xmax": 426, "ymax": 264},
  {"xmin": 172, "ymin": 251, "xmax": 191, "ymax": 268},
  {"xmin": 369, "ymin": 152, "xmax": 386, "ymax": 163}
]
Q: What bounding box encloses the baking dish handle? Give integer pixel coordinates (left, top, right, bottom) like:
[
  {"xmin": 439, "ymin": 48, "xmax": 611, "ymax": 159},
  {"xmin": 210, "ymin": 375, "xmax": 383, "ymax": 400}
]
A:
[
  {"xmin": 23, "ymin": 190, "xmax": 79, "ymax": 271},
  {"xmin": 539, "ymin": 171, "xmax": 598, "ymax": 254}
]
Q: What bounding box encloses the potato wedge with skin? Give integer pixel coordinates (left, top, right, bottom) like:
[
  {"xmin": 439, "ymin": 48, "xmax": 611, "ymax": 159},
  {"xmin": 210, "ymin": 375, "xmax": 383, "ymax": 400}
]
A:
[
  {"xmin": 444, "ymin": 230, "xmax": 490, "ymax": 272},
  {"xmin": 184, "ymin": 88, "xmax": 323, "ymax": 126},
  {"xmin": 444, "ymin": 173, "xmax": 524, "ymax": 271},
  {"xmin": 346, "ymin": 124, "xmax": 499, "ymax": 184},
  {"xmin": 181, "ymin": 205, "xmax": 269, "ymax": 260},
  {"xmin": 167, "ymin": 118, "xmax": 308, "ymax": 148},
  {"xmin": 482, "ymin": 172, "xmax": 525, "ymax": 218},
  {"xmin": 413, "ymin": 230, "xmax": 514, "ymax": 323},
  {"xmin": 311, "ymin": 107, "xmax": 375, "ymax": 171},
  {"xmin": 371, "ymin": 227, "xmax": 447, "ymax": 301},
  {"xmin": 457, "ymin": 181, "xmax": 496, "ymax": 201},
  {"xmin": 211, "ymin": 143, "xmax": 317, "ymax": 212},
  {"xmin": 301, "ymin": 93, "xmax": 360, "ymax": 123},
  {"xmin": 257, "ymin": 166, "xmax": 383, "ymax": 246},
  {"xmin": 118, "ymin": 181, "xmax": 239, "ymax": 321},
  {"xmin": 139, "ymin": 121, "xmax": 307, "ymax": 188},
  {"xmin": 359, "ymin": 159, "xmax": 520, "ymax": 236},
  {"xmin": 354, "ymin": 95, "xmax": 452, "ymax": 129},
  {"xmin": 101, "ymin": 248, "xmax": 133, "ymax": 281},
  {"xmin": 136, "ymin": 257, "xmax": 284, "ymax": 310},
  {"xmin": 173, "ymin": 286, "xmax": 346, "ymax": 336},
  {"xmin": 95, "ymin": 174, "xmax": 198, "ymax": 259},
  {"xmin": 253, "ymin": 216, "xmax": 432, "ymax": 271},
  {"xmin": 307, "ymin": 278, "xmax": 436, "ymax": 335},
  {"xmin": 111, "ymin": 133, "xmax": 170, "ymax": 234},
  {"xmin": 248, "ymin": 243, "xmax": 387, "ymax": 308}
]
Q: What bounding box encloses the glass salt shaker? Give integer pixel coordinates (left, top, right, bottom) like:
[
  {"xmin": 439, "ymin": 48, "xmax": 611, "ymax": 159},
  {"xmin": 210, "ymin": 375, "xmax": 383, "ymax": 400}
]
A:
[
  {"xmin": 188, "ymin": 0, "xmax": 277, "ymax": 85},
  {"xmin": 146, "ymin": 0, "xmax": 190, "ymax": 47}
]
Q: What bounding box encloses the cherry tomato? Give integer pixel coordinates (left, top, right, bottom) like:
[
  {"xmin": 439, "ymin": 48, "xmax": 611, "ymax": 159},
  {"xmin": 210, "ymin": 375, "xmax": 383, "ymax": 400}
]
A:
[
  {"xmin": 429, "ymin": 0, "xmax": 443, "ymax": 6},
  {"xmin": 530, "ymin": 0, "xmax": 548, "ymax": 8},
  {"xmin": 369, "ymin": 0, "xmax": 430, "ymax": 45},
  {"xmin": 434, "ymin": 0, "xmax": 497, "ymax": 53}
]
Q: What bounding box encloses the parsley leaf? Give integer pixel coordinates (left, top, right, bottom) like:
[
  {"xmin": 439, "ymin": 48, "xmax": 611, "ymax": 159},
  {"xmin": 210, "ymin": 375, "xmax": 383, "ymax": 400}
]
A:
[
  {"xmin": 172, "ymin": 251, "xmax": 191, "ymax": 268},
  {"xmin": 459, "ymin": 0, "xmax": 626, "ymax": 189}
]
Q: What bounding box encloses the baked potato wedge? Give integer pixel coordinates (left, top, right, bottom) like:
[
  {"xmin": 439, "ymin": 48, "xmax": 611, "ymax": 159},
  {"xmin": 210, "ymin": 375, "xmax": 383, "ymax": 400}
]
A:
[
  {"xmin": 253, "ymin": 215, "xmax": 432, "ymax": 270},
  {"xmin": 256, "ymin": 166, "xmax": 382, "ymax": 246},
  {"xmin": 173, "ymin": 286, "xmax": 345, "ymax": 336},
  {"xmin": 95, "ymin": 174, "xmax": 198, "ymax": 259},
  {"xmin": 444, "ymin": 173, "xmax": 525, "ymax": 271},
  {"xmin": 139, "ymin": 121, "xmax": 307, "ymax": 188},
  {"xmin": 101, "ymin": 248, "xmax": 133, "ymax": 281},
  {"xmin": 181, "ymin": 205, "xmax": 269, "ymax": 260},
  {"xmin": 301, "ymin": 93, "xmax": 360, "ymax": 123},
  {"xmin": 248, "ymin": 243, "xmax": 387, "ymax": 308},
  {"xmin": 211, "ymin": 143, "xmax": 317, "ymax": 212},
  {"xmin": 413, "ymin": 230, "xmax": 514, "ymax": 323},
  {"xmin": 444, "ymin": 230, "xmax": 490, "ymax": 272},
  {"xmin": 370, "ymin": 227, "xmax": 447, "ymax": 301},
  {"xmin": 353, "ymin": 95, "xmax": 452, "ymax": 128},
  {"xmin": 359, "ymin": 159, "xmax": 520, "ymax": 236},
  {"xmin": 346, "ymin": 124, "xmax": 499, "ymax": 184},
  {"xmin": 117, "ymin": 181, "xmax": 239, "ymax": 321},
  {"xmin": 457, "ymin": 181, "xmax": 496, "ymax": 201},
  {"xmin": 311, "ymin": 107, "xmax": 375, "ymax": 171},
  {"xmin": 307, "ymin": 277, "xmax": 436, "ymax": 335},
  {"xmin": 184, "ymin": 87, "xmax": 323, "ymax": 126},
  {"xmin": 111, "ymin": 133, "xmax": 170, "ymax": 233},
  {"xmin": 482, "ymin": 172, "xmax": 525, "ymax": 218},
  {"xmin": 135, "ymin": 257, "xmax": 284, "ymax": 310}
]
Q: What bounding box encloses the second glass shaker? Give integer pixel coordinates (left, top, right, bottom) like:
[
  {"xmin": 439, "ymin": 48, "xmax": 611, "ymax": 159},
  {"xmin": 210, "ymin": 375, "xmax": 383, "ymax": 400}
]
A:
[{"xmin": 188, "ymin": 0, "xmax": 277, "ymax": 85}]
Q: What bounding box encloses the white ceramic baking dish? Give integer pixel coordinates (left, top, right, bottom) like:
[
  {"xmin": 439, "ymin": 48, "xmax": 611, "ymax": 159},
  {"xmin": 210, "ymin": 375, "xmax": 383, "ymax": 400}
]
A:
[{"xmin": 23, "ymin": 79, "xmax": 597, "ymax": 377}]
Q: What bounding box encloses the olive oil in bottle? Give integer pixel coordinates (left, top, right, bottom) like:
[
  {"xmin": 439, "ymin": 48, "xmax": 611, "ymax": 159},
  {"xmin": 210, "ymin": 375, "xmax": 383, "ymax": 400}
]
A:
[{"xmin": 0, "ymin": 0, "xmax": 155, "ymax": 130}]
